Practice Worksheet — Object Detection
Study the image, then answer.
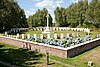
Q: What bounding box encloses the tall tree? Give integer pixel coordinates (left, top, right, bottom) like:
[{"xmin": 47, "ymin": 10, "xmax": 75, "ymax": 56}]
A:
[
  {"xmin": 27, "ymin": 8, "xmax": 52, "ymax": 28},
  {"xmin": 0, "ymin": 0, "xmax": 28, "ymax": 32},
  {"xmin": 54, "ymin": 0, "xmax": 100, "ymax": 28}
]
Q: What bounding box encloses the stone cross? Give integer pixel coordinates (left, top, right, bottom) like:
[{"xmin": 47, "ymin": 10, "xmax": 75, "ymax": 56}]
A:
[{"xmin": 46, "ymin": 13, "xmax": 49, "ymax": 29}]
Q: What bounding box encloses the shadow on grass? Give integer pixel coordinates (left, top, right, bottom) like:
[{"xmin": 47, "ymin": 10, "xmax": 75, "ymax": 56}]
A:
[
  {"xmin": 48, "ymin": 62, "xmax": 55, "ymax": 65},
  {"xmin": 0, "ymin": 45, "xmax": 4, "ymax": 48},
  {"xmin": 0, "ymin": 46, "xmax": 43, "ymax": 67}
]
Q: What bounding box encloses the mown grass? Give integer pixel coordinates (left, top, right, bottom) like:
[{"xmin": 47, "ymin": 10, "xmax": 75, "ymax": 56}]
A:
[
  {"xmin": 0, "ymin": 43, "xmax": 44, "ymax": 67},
  {"xmin": 0, "ymin": 42, "xmax": 100, "ymax": 67},
  {"xmin": 50, "ymin": 45, "xmax": 100, "ymax": 67},
  {"xmin": 0, "ymin": 43, "xmax": 66, "ymax": 67}
]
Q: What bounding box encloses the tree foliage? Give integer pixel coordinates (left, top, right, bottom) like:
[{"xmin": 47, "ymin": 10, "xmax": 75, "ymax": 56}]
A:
[
  {"xmin": 54, "ymin": 0, "xmax": 100, "ymax": 28},
  {"xmin": 0, "ymin": 0, "xmax": 28, "ymax": 32},
  {"xmin": 27, "ymin": 8, "xmax": 52, "ymax": 28}
]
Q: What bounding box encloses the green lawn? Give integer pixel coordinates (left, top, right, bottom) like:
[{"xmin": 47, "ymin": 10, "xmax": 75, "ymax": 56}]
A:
[
  {"xmin": 0, "ymin": 42, "xmax": 100, "ymax": 67},
  {"xmin": 0, "ymin": 43, "xmax": 66, "ymax": 67},
  {"xmin": 50, "ymin": 45, "xmax": 100, "ymax": 67},
  {"xmin": 0, "ymin": 43, "xmax": 44, "ymax": 67}
]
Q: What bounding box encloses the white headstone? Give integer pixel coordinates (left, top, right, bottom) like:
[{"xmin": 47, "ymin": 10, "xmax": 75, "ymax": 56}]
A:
[
  {"xmin": 56, "ymin": 28, "xmax": 59, "ymax": 31},
  {"xmin": 67, "ymin": 33, "xmax": 69, "ymax": 38},
  {"xmin": 60, "ymin": 33, "xmax": 64, "ymax": 39},
  {"xmin": 33, "ymin": 28, "xmax": 35, "ymax": 31},
  {"xmin": 18, "ymin": 29, "xmax": 20, "ymax": 32},
  {"xmin": 8, "ymin": 35, "xmax": 11, "ymax": 38},
  {"xmin": 76, "ymin": 33, "xmax": 79, "ymax": 37},
  {"xmin": 27, "ymin": 34, "xmax": 30, "ymax": 39},
  {"xmin": 50, "ymin": 27, "xmax": 52, "ymax": 31},
  {"xmin": 37, "ymin": 27, "xmax": 39, "ymax": 31},
  {"xmin": 34, "ymin": 28, "xmax": 36, "ymax": 31},
  {"xmin": 81, "ymin": 28, "xmax": 84, "ymax": 32},
  {"xmin": 16, "ymin": 30, "xmax": 18, "ymax": 33},
  {"xmin": 79, "ymin": 28, "xmax": 81, "ymax": 31},
  {"xmin": 40, "ymin": 28, "xmax": 43, "ymax": 31},
  {"xmin": 59, "ymin": 28, "xmax": 61, "ymax": 31},
  {"xmin": 87, "ymin": 29, "xmax": 90, "ymax": 35},
  {"xmin": 47, "ymin": 34, "xmax": 50, "ymax": 39},
  {"xmin": 53, "ymin": 28, "xmax": 55, "ymax": 31},
  {"xmin": 14, "ymin": 30, "xmax": 15, "ymax": 33},
  {"xmin": 22, "ymin": 34, "xmax": 24, "ymax": 39},
  {"xmin": 54, "ymin": 34, "xmax": 57, "ymax": 39},
  {"xmin": 5, "ymin": 32, "xmax": 7, "ymax": 36},
  {"xmin": 40, "ymin": 34, "xmax": 43, "ymax": 39},
  {"xmin": 74, "ymin": 28, "xmax": 76, "ymax": 31},
  {"xmin": 72, "ymin": 33, "xmax": 75, "ymax": 37},
  {"xmin": 76, "ymin": 28, "xmax": 79, "ymax": 31},
  {"xmin": 96, "ymin": 34, "xmax": 98, "ymax": 38},
  {"xmin": 34, "ymin": 34, "xmax": 37, "ymax": 39},
  {"xmin": 84, "ymin": 28, "xmax": 86, "ymax": 32},
  {"xmin": 88, "ymin": 61, "xmax": 93, "ymax": 66},
  {"xmin": 99, "ymin": 34, "xmax": 100, "ymax": 37},
  {"xmin": 17, "ymin": 33, "xmax": 19, "ymax": 38}
]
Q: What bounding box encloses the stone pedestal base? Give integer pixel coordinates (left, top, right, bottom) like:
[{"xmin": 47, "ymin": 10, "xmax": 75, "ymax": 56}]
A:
[{"xmin": 42, "ymin": 27, "xmax": 53, "ymax": 34}]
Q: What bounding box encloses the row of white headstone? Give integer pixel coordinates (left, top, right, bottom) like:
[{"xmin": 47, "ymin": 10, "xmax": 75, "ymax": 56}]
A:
[
  {"xmin": 33, "ymin": 27, "xmax": 90, "ymax": 33},
  {"xmin": 14, "ymin": 33, "xmax": 80, "ymax": 40},
  {"xmin": 5, "ymin": 28, "xmax": 28, "ymax": 34},
  {"xmin": 5, "ymin": 33, "xmax": 100, "ymax": 40}
]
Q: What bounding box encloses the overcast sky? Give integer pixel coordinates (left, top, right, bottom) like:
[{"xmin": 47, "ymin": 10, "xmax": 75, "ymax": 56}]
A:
[{"xmin": 17, "ymin": 0, "xmax": 91, "ymax": 22}]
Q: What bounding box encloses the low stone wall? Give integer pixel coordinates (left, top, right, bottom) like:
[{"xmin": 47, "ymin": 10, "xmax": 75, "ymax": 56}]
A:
[
  {"xmin": 0, "ymin": 36, "xmax": 67, "ymax": 58},
  {"xmin": 0, "ymin": 36, "xmax": 100, "ymax": 58},
  {"xmin": 66, "ymin": 38, "xmax": 100, "ymax": 57}
]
